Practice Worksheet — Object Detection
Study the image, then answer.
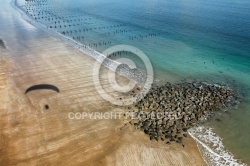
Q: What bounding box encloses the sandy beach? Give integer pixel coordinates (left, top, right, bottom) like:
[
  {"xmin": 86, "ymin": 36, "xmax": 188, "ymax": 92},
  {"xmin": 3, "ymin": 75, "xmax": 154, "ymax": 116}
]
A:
[{"xmin": 0, "ymin": 0, "xmax": 206, "ymax": 165}]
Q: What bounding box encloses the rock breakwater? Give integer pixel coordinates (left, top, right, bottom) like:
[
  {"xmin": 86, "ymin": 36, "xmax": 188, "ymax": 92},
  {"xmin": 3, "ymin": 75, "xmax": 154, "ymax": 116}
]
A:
[{"xmin": 128, "ymin": 82, "xmax": 240, "ymax": 146}]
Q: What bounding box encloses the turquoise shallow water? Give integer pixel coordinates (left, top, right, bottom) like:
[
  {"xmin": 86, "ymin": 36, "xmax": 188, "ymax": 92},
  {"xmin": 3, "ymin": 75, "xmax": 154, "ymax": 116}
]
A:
[{"xmin": 18, "ymin": 0, "xmax": 250, "ymax": 164}]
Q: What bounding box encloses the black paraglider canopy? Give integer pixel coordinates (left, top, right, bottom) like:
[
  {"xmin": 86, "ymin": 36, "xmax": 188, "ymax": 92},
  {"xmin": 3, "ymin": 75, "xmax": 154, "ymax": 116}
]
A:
[{"xmin": 25, "ymin": 84, "xmax": 60, "ymax": 94}]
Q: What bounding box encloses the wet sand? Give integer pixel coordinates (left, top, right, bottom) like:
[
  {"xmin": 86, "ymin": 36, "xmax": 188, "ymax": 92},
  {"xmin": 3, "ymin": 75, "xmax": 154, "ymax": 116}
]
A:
[{"xmin": 0, "ymin": 0, "xmax": 205, "ymax": 165}]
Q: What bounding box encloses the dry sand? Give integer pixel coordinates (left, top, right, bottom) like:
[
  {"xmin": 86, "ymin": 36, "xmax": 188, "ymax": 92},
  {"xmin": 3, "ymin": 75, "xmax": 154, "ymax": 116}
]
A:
[{"xmin": 0, "ymin": 0, "xmax": 206, "ymax": 165}]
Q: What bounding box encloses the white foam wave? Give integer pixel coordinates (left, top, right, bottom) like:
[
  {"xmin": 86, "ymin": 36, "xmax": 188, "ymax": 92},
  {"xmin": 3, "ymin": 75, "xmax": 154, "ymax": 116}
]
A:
[{"xmin": 188, "ymin": 126, "xmax": 246, "ymax": 166}]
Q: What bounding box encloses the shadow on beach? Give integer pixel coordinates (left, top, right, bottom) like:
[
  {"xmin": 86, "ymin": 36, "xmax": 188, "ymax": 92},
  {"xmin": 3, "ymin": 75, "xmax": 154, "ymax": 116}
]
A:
[{"xmin": 0, "ymin": 38, "xmax": 6, "ymax": 49}]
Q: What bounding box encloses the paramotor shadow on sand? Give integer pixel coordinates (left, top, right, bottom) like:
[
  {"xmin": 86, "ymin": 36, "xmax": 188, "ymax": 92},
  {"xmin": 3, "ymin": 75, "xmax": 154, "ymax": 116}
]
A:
[{"xmin": 25, "ymin": 84, "xmax": 60, "ymax": 110}]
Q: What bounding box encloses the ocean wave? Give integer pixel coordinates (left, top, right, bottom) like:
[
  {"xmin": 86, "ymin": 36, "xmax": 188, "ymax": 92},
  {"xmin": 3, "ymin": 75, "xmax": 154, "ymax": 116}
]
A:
[{"xmin": 188, "ymin": 126, "xmax": 246, "ymax": 166}]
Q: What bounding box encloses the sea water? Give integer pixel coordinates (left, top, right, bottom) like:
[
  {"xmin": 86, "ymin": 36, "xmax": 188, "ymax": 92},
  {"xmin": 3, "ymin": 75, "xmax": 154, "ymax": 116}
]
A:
[{"xmin": 16, "ymin": 0, "xmax": 250, "ymax": 164}]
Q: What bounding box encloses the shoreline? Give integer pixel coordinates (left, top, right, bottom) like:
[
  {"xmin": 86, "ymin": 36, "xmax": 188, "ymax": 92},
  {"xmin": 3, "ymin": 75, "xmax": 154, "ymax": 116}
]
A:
[
  {"xmin": 0, "ymin": 0, "xmax": 206, "ymax": 165},
  {"xmin": 11, "ymin": 0, "xmax": 250, "ymax": 165},
  {"xmin": 2, "ymin": 0, "xmax": 245, "ymax": 165},
  {"xmin": 12, "ymin": 0, "xmax": 154, "ymax": 89},
  {"xmin": 7, "ymin": 0, "xmax": 246, "ymax": 165}
]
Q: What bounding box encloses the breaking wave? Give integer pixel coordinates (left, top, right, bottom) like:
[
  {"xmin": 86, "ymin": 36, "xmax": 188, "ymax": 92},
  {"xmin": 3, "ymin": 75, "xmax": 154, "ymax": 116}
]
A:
[{"xmin": 189, "ymin": 126, "xmax": 246, "ymax": 166}]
